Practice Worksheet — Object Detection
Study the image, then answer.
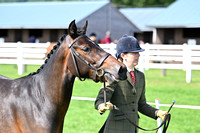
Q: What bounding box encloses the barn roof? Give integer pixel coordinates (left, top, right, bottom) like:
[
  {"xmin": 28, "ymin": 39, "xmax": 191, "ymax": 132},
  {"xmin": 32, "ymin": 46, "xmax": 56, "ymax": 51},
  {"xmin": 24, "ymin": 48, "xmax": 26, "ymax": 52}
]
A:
[
  {"xmin": 0, "ymin": 0, "xmax": 109, "ymax": 29},
  {"xmin": 120, "ymin": 7, "xmax": 165, "ymax": 31},
  {"xmin": 147, "ymin": 0, "xmax": 200, "ymax": 28}
]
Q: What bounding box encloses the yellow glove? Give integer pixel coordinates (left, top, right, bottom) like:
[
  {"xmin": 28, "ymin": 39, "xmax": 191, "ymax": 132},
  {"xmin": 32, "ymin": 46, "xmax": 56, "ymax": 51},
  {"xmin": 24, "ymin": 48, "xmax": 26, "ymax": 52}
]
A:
[
  {"xmin": 98, "ymin": 102, "xmax": 113, "ymax": 114},
  {"xmin": 156, "ymin": 110, "xmax": 168, "ymax": 121}
]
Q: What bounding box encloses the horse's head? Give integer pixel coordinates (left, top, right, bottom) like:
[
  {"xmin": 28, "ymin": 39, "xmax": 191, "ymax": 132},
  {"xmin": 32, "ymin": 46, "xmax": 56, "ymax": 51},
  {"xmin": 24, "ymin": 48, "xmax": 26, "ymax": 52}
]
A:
[{"xmin": 66, "ymin": 20, "xmax": 127, "ymax": 83}]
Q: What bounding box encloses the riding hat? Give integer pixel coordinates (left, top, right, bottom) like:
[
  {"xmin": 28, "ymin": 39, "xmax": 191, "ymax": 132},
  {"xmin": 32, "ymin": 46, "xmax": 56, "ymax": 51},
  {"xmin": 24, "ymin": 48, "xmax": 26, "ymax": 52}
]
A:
[{"xmin": 116, "ymin": 34, "xmax": 144, "ymax": 58}]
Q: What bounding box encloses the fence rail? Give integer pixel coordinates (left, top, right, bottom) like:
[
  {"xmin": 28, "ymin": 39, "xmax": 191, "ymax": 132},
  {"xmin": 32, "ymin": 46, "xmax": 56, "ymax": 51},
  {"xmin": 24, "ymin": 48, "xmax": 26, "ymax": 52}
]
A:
[
  {"xmin": 0, "ymin": 42, "xmax": 200, "ymax": 83},
  {"xmin": 0, "ymin": 42, "xmax": 50, "ymax": 75},
  {"xmin": 138, "ymin": 44, "xmax": 200, "ymax": 83}
]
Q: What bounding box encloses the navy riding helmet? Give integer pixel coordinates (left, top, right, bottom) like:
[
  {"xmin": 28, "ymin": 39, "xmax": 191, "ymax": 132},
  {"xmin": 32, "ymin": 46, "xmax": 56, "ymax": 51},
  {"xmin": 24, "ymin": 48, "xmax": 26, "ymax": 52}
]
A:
[{"xmin": 116, "ymin": 34, "xmax": 144, "ymax": 58}]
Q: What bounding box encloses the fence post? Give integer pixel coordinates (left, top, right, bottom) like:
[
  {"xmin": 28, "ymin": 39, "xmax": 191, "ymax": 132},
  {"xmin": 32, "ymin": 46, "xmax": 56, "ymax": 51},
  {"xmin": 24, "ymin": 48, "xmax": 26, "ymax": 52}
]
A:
[
  {"xmin": 183, "ymin": 44, "xmax": 192, "ymax": 83},
  {"xmin": 155, "ymin": 98, "xmax": 162, "ymax": 133},
  {"xmin": 17, "ymin": 42, "xmax": 24, "ymax": 75}
]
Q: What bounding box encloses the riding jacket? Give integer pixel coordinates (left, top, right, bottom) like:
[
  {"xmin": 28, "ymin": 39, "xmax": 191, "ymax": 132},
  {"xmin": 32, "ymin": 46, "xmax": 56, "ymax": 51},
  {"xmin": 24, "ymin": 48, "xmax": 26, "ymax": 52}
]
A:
[{"xmin": 95, "ymin": 69, "xmax": 158, "ymax": 133}]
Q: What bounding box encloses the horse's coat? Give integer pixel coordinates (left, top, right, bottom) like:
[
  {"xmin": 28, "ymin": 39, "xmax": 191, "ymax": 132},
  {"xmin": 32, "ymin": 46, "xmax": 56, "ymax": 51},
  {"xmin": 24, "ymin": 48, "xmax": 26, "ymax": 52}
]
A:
[{"xmin": 0, "ymin": 20, "xmax": 127, "ymax": 133}]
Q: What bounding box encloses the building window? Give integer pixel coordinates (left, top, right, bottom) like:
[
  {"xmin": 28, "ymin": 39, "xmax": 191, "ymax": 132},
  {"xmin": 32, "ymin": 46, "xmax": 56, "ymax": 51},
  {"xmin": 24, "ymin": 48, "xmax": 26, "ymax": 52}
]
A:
[
  {"xmin": 183, "ymin": 28, "xmax": 200, "ymax": 38},
  {"xmin": 29, "ymin": 29, "xmax": 43, "ymax": 37},
  {"xmin": 0, "ymin": 29, "xmax": 8, "ymax": 37}
]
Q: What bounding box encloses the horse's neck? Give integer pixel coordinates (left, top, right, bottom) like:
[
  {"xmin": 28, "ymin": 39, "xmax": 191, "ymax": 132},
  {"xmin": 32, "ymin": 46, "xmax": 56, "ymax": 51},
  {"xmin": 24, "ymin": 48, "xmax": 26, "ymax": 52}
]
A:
[{"xmin": 39, "ymin": 40, "xmax": 75, "ymax": 112}]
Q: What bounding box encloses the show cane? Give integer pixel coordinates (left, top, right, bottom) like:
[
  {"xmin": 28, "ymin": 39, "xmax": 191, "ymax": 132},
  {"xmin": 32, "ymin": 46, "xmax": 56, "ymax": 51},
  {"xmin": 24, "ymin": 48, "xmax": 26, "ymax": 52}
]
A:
[{"xmin": 168, "ymin": 100, "xmax": 176, "ymax": 113}]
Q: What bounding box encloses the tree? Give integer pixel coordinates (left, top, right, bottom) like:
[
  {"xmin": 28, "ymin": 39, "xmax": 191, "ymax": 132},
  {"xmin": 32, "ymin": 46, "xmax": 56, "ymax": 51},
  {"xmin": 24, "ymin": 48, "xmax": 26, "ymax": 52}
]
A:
[
  {"xmin": 0, "ymin": 0, "xmax": 176, "ymax": 7},
  {"xmin": 111, "ymin": 0, "xmax": 176, "ymax": 8}
]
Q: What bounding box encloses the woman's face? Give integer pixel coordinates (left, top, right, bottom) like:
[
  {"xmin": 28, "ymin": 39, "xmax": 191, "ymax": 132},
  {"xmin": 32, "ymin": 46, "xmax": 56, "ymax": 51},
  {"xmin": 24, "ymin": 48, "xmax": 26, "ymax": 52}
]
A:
[{"xmin": 121, "ymin": 52, "xmax": 140, "ymax": 69}]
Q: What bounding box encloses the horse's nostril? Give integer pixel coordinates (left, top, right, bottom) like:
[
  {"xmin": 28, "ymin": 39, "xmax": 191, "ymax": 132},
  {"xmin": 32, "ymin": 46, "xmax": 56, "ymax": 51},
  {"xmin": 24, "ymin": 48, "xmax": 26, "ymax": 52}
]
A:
[{"xmin": 118, "ymin": 66, "xmax": 127, "ymax": 80}]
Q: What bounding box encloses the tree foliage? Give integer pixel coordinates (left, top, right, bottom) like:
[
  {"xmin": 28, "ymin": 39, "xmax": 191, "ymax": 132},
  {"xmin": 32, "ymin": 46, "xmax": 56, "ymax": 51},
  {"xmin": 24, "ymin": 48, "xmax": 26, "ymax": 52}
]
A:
[
  {"xmin": 111, "ymin": 0, "xmax": 176, "ymax": 8},
  {"xmin": 0, "ymin": 0, "xmax": 176, "ymax": 8}
]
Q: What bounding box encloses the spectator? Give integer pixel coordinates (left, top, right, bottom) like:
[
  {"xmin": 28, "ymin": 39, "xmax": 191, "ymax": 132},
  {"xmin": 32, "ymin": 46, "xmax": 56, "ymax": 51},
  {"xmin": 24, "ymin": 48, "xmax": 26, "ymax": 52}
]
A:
[
  {"xmin": 29, "ymin": 35, "xmax": 36, "ymax": 43},
  {"xmin": 104, "ymin": 31, "xmax": 112, "ymax": 44},
  {"xmin": 139, "ymin": 40, "xmax": 144, "ymax": 45},
  {"xmin": 100, "ymin": 31, "xmax": 112, "ymax": 44},
  {"xmin": 89, "ymin": 32, "xmax": 97, "ymax": 43}
]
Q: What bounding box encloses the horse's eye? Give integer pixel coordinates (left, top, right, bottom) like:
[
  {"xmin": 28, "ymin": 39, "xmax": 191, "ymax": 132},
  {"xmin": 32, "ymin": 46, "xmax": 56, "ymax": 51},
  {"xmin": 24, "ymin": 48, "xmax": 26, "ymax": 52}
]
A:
[{"xmin": 82, "ymin": 46, "xmax": 90, "ymax": 53}]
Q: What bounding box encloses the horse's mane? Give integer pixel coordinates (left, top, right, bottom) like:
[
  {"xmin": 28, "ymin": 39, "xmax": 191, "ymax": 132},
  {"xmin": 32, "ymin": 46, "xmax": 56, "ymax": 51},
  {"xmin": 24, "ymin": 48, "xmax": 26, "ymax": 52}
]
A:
[
  {"xmin": 29, "ymin": 34, "xmax": 66, "ymax": 76},
  {"xmin": 27, "ymin": 27, "xmax": 86, "ymax": 76}
]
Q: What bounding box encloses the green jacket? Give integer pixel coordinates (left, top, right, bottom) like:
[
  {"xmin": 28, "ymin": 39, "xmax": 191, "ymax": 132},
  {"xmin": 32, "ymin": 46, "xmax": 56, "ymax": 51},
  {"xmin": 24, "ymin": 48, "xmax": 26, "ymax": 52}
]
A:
[{"xmin": 95, "ymin": 69, "xmax": 158, "ymax": 133}]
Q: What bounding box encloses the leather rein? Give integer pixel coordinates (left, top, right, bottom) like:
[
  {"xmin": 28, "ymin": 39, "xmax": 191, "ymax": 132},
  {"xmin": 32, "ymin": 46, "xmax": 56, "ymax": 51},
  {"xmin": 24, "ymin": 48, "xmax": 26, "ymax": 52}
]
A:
[
  {"xmin": 66, "ymin": 35, "xmax": 110, "ymax": 81},
  {"xmin": 113, "ymin": 105, "xmax": 171, "ymax": 133},
  {"xmin": 102, "ymin": 82, "xmax": 174, "ymax": 133}
]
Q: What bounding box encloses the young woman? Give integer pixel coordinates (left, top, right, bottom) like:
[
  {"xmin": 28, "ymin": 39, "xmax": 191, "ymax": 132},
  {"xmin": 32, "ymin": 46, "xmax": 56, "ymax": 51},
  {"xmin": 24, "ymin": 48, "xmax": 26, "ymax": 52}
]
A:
[{"xmin": 95, "ymin": 34, "xmax": 168, "ymax": 133}]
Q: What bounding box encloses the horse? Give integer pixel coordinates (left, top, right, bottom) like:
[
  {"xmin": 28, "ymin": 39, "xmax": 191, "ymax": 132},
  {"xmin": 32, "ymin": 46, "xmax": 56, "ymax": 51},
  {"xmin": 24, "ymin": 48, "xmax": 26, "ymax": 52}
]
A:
[{"xmin": 0, "ymin": 20, "xmax": 127, "ymax": 133}]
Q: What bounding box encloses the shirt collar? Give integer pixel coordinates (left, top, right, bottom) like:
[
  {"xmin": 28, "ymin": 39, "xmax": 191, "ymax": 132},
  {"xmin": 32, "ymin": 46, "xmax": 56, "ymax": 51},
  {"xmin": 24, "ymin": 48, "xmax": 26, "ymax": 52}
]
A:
[{"xmin": 127, "ymin": 67, "xmax": 135, "ymax": 72}]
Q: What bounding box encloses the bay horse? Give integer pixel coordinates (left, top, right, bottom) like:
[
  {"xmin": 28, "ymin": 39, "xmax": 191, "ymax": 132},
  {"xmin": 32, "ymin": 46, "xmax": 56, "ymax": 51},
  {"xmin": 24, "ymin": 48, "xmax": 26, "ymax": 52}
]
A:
[{"xmin": 0, "ymin": 20, "xmax": 127, "ymax": 133}]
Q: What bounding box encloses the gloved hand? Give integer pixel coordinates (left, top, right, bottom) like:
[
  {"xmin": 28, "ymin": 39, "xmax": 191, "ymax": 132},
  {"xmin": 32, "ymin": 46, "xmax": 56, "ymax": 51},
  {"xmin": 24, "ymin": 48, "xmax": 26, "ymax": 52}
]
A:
[
  {"xmin": 156, "ymin": 110, "xmax": 168, "ymax": 121},
  {"xmin": 98, "ymin": 102, "xmax": 113, "ymax": 114}
]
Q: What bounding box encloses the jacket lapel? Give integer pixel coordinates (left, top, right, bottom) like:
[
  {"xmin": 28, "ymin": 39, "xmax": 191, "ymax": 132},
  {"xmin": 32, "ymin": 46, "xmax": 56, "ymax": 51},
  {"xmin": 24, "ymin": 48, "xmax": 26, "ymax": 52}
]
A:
[
  {"xmin": 127, "ymin": 71, "xmax": 137, "ymax": 94},
  {"xmin": 127, "ymin": 71, "xmax": 134, "ymax": 87},
  {"xmin": 134, "ymin": 68, "xmax": 140, "ymax": 91}
]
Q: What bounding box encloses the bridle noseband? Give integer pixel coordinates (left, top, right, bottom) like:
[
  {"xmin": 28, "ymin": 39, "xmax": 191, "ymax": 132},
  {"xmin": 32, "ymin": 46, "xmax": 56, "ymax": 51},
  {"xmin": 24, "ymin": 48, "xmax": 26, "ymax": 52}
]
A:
[{"xmin": 66, "ymin": 35, "xmax": 110, "ymax": 82}]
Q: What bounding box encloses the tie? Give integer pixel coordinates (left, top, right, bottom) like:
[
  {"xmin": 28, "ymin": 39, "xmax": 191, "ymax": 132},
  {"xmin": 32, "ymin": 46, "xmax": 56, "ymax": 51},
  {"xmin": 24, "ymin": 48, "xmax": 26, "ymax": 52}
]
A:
[{"xmin": 130, "ymin": 71, "xmax": 135, "ymax": 85}]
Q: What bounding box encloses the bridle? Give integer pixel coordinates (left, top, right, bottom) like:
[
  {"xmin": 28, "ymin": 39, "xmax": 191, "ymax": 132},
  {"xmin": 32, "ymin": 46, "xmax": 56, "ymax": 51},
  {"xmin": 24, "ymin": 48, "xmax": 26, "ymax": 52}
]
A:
[{"xmin": 66, "ymin": 35, "xmax": 110, "ymax": 82}]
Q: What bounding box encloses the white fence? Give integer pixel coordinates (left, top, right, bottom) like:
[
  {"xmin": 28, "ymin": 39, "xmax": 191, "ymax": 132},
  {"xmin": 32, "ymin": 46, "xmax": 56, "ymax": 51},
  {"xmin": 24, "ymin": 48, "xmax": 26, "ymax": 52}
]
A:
[
  {"xmin": 0, "ymin": 42, "xmax": 50, "ymax": 75},
  {"xmin": 101, "ymin": 43, "xmax": 200, "ymax": 83},
  {"xmin": 138, "ymin": 44, "xmax": 200, "ymax": 83},
  {"xmin": 0, "ymin": 42, "xmax": 200, "ymax": 83}
]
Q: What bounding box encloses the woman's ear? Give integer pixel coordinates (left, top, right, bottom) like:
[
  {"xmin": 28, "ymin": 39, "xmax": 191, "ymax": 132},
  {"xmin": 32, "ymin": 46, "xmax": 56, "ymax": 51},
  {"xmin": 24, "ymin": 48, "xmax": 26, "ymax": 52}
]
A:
[
  {"xmin": 121, "ymin": 53, "xmax": 125, "ymax": 58},
  {"xmin": 121, "ymin": 53, "xmax": 128, "ymax": 62}
]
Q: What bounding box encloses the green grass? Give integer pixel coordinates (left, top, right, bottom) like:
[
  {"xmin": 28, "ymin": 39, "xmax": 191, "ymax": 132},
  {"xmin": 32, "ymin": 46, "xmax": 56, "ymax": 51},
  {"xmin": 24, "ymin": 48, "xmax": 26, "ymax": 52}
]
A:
[{"xmin": 1, "ymin": 64, "xmax": 200, "ymax": 133}]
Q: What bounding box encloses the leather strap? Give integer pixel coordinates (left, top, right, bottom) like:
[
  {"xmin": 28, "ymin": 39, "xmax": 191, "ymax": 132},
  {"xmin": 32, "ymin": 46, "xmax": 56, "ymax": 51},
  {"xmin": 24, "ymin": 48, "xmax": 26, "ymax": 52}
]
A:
[
  {"xmin": 113, "ymin": 105, "xmax": 171, "ymax": 133},
  {"xmin": 96, "ymin": 53, "xmax": 110, "ymax": 68}
]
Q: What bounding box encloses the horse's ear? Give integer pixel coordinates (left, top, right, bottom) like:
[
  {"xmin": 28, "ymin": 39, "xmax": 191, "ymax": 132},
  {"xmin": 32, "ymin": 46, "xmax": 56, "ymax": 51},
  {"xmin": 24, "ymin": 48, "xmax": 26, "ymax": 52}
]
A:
[
  {"xmin": 68, "ymin": 20, "xmax": 77, "ymax": 38},
  {"xmin": 82, "ymin": 20, "xmax": 88, "ymax": 35}
]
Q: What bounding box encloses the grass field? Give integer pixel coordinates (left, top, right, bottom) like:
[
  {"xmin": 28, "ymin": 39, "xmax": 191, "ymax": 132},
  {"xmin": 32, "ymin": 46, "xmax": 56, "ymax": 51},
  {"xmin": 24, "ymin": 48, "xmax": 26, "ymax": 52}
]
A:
[{"xmin": 0, "ymin": 64, "xmax": 200, "ymax": 133}]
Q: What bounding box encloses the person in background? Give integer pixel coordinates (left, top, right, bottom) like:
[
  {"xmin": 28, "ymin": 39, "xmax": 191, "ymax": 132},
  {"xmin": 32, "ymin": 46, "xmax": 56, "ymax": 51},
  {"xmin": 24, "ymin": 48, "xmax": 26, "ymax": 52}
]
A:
[
  {"xmin": 104, "ymin": 31, "xmax": 112, "ymax": 44},
  {"xmin": 139, "ymin": 40, "xmax": 144, "ymax": 45},
  {"xmin": 89, "ymin": 32, "xmax": 97, "ymax": 43},
  {"xmin": 95, "ymin": 34, "xmax": 168, "ymax": 133},
  {"xmin": 29, "ymin": 35, "xmax": 36, "ymax": 43},
  {"xmin": 113, "ymin": 39, "xmax": 118, "ymax": 44}
]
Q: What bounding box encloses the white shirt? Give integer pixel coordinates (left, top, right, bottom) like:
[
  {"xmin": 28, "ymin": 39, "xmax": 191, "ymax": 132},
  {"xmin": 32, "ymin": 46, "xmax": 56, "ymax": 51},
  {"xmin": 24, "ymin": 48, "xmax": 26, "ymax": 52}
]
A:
[{"xmin": 127, "ymin": 67, "xmax": 135, "ymax": 72}]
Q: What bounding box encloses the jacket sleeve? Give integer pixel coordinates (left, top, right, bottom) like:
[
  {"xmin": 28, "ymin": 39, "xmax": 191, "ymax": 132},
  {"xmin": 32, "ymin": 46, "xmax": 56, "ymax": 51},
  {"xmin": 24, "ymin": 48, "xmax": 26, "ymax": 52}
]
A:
[
  {"xmin": 94, "ymin": 82, "xmax": 116, "ymax": 110},
  {"xmin": 138, "ymin": 73, "xmax": 158, "ymax": 120}
]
